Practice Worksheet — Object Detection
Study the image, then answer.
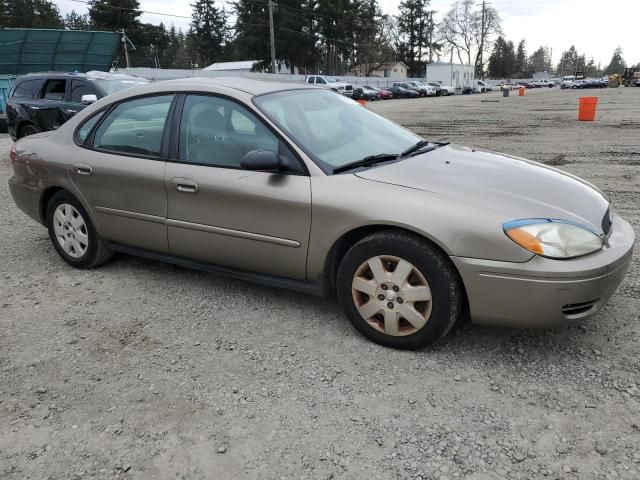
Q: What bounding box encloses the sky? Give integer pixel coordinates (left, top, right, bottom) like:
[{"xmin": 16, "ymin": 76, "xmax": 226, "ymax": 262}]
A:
[{"xmin": 55, "ymin": 0, "xmax": 640, "ymax": 68}]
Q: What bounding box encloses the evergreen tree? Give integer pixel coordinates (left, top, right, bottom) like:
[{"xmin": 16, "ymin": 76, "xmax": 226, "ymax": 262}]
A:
[
  {"xmin": 604, "ymin": 47, "xmax": 626, "ymax": 75},
  {"xmin": 396, "ymin": 0, "xmax": 432, "ymax": 75},
  {"xmin": 515, "ymin": 39, "xmax": 526, "ymax": 76},
  {"xmin": 189, "ymin": 0, "xmax": 229, "ymax": 67},
  {"xmin": 0, "ymin": 0, "xmax": 63, "ymax": 28},
  {"xmin": 487, "ymin": 36, "xmax": 515, "ymax": 78},
  {"xmin": 528, "ymin": 46, "xmax": 551, "ymax": 75},
  {"xmin": 64, "ymin": 10, "xmax": 91, "ymax": 30},
  {"xmin": 88, "ymin": 0, "xmax": 141, "ymax": 31}
]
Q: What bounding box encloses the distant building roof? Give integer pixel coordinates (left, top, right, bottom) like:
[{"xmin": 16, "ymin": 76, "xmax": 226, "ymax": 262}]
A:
[
  {"xmin": 203, "ymin": 60, "xmax": 258, "ymax": 71},
  {"xmin": 353, "ymin": 61, "xmax": 408, "ymax": 71},
  {"xmin": 426, "ymin": 62, "xmax": 474, "ymax": 68}
]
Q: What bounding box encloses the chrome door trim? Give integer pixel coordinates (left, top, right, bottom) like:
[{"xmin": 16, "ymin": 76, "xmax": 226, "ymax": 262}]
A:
[
  {"xmin": 94, "ymin": 206, "xmax": 166, "ymax": 225},
  {"xmin": 167, "ymin": 218, "xmax": 301, "ymax": 248},
  {"xmin": 94, "ymin": 206, "xmax": 301, "ymax": 248}
]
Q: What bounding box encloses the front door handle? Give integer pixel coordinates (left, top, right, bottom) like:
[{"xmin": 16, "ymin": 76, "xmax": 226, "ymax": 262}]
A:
[
  {"xmin": 74, "ymin": 163, "xmax": 92, "ymax": 176},
  {"xmin": 172, "ymin": 178, "xmax": 199, "ymax": 194}
]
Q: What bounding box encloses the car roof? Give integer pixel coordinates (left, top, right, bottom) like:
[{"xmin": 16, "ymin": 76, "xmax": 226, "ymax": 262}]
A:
[
  {"xmin": 159, "ymin": 77, "xmax": 314, "ymax": 95},
  {"xmin": 16, "ymin": 70, "xmax": 146, "ymax": 82}
]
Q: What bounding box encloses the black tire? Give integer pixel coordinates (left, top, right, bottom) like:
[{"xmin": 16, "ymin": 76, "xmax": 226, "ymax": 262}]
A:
[
  {"xmin": 19, "ymin": 124, "xmax": 40, "ymax": 138},
  {"xmin": 46, "ymin": 190, "xmax": 114, "ymax": 268},
  {"xmin": 336, "ymin": 231, "xmax": 464, "ymax": 350}
]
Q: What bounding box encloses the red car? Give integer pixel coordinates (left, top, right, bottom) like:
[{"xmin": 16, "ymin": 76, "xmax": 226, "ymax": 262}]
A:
[{"xmin": 365, "ymin": 85, "xmax": 393, "ymax": 99}]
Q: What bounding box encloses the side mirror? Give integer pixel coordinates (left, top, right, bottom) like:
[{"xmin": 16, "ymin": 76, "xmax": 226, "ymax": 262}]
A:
[
  {"xmin": 240, "ymin": 150, "xmax": 282, "ymax": 172},
  {"xmin": 81, "ymin": 94, "xmax": 98, "ymax": 105}
]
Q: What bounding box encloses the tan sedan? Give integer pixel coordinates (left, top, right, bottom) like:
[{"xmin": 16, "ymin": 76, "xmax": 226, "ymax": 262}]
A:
[{"xmin": 8, "ymin": 79, "xmax": 634, "ymax": 349}]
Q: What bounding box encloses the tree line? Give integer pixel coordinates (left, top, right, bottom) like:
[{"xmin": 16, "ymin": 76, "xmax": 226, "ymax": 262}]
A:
[
  {"xmin": 488, "ymin": 39, "xmax": 633, "ymax": 79},
  {"xmin": 1, "ymin": 0, "xmax": 637, "ymax": 77}
]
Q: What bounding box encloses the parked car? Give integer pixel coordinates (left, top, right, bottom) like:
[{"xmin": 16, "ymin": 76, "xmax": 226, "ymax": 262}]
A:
[
  {"xmin": 432, "ymin": 83, "xmax": 455, "ymax": 95},
  {"xmin": 517, "ymin": 81, "xmax": 535, "ymax": 89},
  {"xmin": 388, "ymin": 85, "xmax": 420, "ymax": 98},
  {"xmin": 583, "ymin": 78, "xmax": 607, "ymax": 88},
  {"xmin": 571, "ymin": 79, "xmax": 588, "ymax": 89},
  {"xmin": 406, "ymin": 81, "xmax": 437, "ymax": 97},
  {"xmin": 352, "ymin": 86, "xmax": 378, "ymax": 101},
  {"xmin": 303, "ymin": 75, "xmax": 353, "ymax": 97},
  {"xmin": 365, "ymin": 86, "xmax": 393, "ymax": 100},
  {"xmin": 532, "ymin": 79, "xmax": 555, "ymax": 88},
  {"xmin": 361, "ymin": 85, "xmax": 383, "ymax": 99},
  {"xmin": 6, "ymin": 71, "xmax": 148, "ymax": 140},
  {"xmin": 393, "ymin": 82, "xmax": 430, "ymax": 97},
  {"xmin": 8, "ymin": 79, "xmax": 633, "ymax": 349}
]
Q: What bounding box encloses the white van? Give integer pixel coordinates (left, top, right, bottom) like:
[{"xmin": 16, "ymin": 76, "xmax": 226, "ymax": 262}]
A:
[
  {"xmin": 561, "ymin": 75, "xmax": 575, "ymax": 89},
  {"xmin": 472, "ymin": 80, "xmax": 493, "ymax": 93}
]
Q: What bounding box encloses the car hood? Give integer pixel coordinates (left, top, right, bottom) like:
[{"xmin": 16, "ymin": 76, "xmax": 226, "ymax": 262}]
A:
[{"xmin": 355, "ymin": 144, "xmax": 609, "ymax": 232}]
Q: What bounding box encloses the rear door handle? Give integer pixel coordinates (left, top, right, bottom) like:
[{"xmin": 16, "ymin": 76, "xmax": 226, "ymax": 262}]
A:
[
  {"xmin": 172, "ymin": 178, "xmax": 199, "ymax": 194},
  {"xmin": 74, "ymin": 163, "xmax": 93, "ymax": 176},
  {"xmin": 66, "ymin": 109, "xmax": 77, "ymax": 115}
]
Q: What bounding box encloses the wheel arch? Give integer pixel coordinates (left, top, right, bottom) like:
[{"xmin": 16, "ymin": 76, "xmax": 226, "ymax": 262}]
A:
[
  {"xmin": 39, "ymin": 186, "xmax": 66, "ymax": 224},
  {"xmin": 16, "ymin": 120, "xmax": 38, "ymax": 138},
  {"xmin": 322, "ymin": 224, "xmax": 466, "ymax": 300}
]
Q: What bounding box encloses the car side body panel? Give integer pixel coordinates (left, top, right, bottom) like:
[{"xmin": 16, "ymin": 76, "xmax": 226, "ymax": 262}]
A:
[
  {"xmin": 68, "ymin": 148, "xmax": 170, "ymax": 254},
  {"xmin": 164, "ymin": 162, "xmax": 311, "ymax": 280}
]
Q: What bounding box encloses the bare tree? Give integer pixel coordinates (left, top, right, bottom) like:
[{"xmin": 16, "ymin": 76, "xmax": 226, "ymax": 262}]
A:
[
  {"xmin": 472, "ymin": 4, "xmax": 502, "ymax": 76},
  {"xmin": 438, "ymin": 0, "xmax": 475, "ymax": 65},
  {"xmin": 437, "ymin": 0, "xmax": 501, "ymax": 74}
]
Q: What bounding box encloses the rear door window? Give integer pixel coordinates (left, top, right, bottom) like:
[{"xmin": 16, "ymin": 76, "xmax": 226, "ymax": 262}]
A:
[
  {"xmin": 92, "ymin": 95, "xmax": 173, "ymax": 157},
  {"xmin": 70, "ymin": 80, "xmax": 97, "ymax": 104},
  {"xmin": 11, "ymin": 79, "xmax": 43, "ymax": 99},
  {"xmin": 42, "ymin": 79, "xmax": 67, "ymax": 101}
]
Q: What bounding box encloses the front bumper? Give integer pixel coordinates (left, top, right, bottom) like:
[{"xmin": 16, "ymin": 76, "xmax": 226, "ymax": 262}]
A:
[{"xmin": 452, "ymin": 214, "xmax": 635, "ymax": 328}]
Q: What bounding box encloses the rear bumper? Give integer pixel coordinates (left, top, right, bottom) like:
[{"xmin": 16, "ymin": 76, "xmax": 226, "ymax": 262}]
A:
[
  {"xmin": 8, "ymin": 175, "xmax": 43, "ymax": 224},
  {"xmin": 452, "ymin": 214, "xmax": 635, "ymax": 328}
]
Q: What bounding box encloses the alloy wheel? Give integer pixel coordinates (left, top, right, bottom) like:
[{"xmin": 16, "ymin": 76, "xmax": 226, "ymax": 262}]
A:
[
  {"xmin": 351, "ymin": 255, "xmax": 433, "ymax": 336},
  {"xmin": 52, "ymin": 203, "xmax": 89, "ymax": 258}
]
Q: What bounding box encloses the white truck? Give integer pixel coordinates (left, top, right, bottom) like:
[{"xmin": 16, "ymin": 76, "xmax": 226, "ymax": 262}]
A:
[
  {"xmin": 471, "ymin": 80, "xmax": 493, "ymax": 93},
  {"xmin": 304, "ymin": 75, "xmax": 353, "ymax": 96}
]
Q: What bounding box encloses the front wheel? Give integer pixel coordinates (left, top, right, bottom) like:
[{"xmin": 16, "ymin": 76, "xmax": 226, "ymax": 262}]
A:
[
  {"xmin": 337, "ymin": 231, "xmax": 464, "ymax": 349},
  {"xmin": 46, "ymin": 191, "xmax": 114, "ymax": 268}
]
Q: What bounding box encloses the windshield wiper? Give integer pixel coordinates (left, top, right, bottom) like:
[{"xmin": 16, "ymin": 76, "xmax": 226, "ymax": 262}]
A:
[
  {"xmin": 401, "ymin": 139, "xmax": 449, "ymax": 158},
  {"xmin": 333, "ymin": 153, "xmax": 399, "ymax": 174}
]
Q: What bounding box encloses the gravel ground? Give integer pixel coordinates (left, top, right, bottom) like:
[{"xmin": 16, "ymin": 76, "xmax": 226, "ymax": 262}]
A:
[{"xmin": 1, "ymin": 87, "xmax": 639, "ymax": 480}]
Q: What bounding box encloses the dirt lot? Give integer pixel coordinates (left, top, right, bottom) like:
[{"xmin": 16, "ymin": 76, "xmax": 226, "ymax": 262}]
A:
[{"xmin": 1, "ymin": 87, "xmax": 639, "ymax": 480}]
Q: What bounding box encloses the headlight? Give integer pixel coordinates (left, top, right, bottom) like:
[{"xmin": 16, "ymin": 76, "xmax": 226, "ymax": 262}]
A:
[{"xmin": 503, "ymin": 219, "xmax": 603, "ymax": 259}]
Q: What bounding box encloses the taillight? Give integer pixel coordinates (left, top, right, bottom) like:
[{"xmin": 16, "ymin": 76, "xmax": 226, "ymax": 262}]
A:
[{"xmin": 9, "ymin": 143, "xmax": 17, "ymax": 165}]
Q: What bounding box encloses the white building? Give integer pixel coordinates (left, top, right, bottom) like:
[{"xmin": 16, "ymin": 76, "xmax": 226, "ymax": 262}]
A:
[
  {"xmin": 352, "ymin": 62, "xmax": 409, "ymax": 79},
  {"xmin": 203, "ymin": 60, "xmax": 299, "ymax": 75},
  {"xmin": 425, "ymin": 62, "xmax": 475, "ymax": 89}
]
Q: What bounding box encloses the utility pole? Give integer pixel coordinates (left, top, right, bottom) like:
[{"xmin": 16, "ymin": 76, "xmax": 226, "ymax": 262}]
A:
[
  {"xmin": 122, "ymin": 29, "xmax": 130, "ymax": 68},
  {"xmin": 428, "ymin": 11, "xmax": 435, "ymax": 64},
  {"xmin": 268, "ymin": 0, "xmax": 277, "ymax": 74},
  {"xmin": 478, "ymin": 1, "xmax": 486, "ymax": 79}
]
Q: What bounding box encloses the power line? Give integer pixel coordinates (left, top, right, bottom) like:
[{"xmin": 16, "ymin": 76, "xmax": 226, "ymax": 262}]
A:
[{"xmin": 67, "ymin": 0, "xmax": 269, "ymax": 21}]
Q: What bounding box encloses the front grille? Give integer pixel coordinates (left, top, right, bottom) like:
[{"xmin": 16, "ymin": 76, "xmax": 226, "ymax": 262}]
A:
[
  {"xmin": 562, "ymin": 299, "xmax": 599, "ymax": 317},
  {"xmin": 601, "ymin": 208, "xmax": 612, "ymax": 236}
]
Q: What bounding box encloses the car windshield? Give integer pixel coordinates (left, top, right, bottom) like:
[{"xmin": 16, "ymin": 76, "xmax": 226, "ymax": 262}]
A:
[
  {"xmin": 254, "ymin": 89, "xmax": 420, "ymax": 174},
  {"xmin": 90, "ymin": 77, "xmax": 149, "ymax": 95}
]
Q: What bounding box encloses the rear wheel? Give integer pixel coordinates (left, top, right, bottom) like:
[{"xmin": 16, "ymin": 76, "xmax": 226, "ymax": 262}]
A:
[
  {"xmin": 19, "ymin": 124, "xmax": 40, "ymax": 138},
  {"xmin": 46, "ymin": 191, "xmax": 114, "ymax": 268},
  {"xmin": 337, "ymin": 231, "xmax": 464, "ymax": 349}
]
